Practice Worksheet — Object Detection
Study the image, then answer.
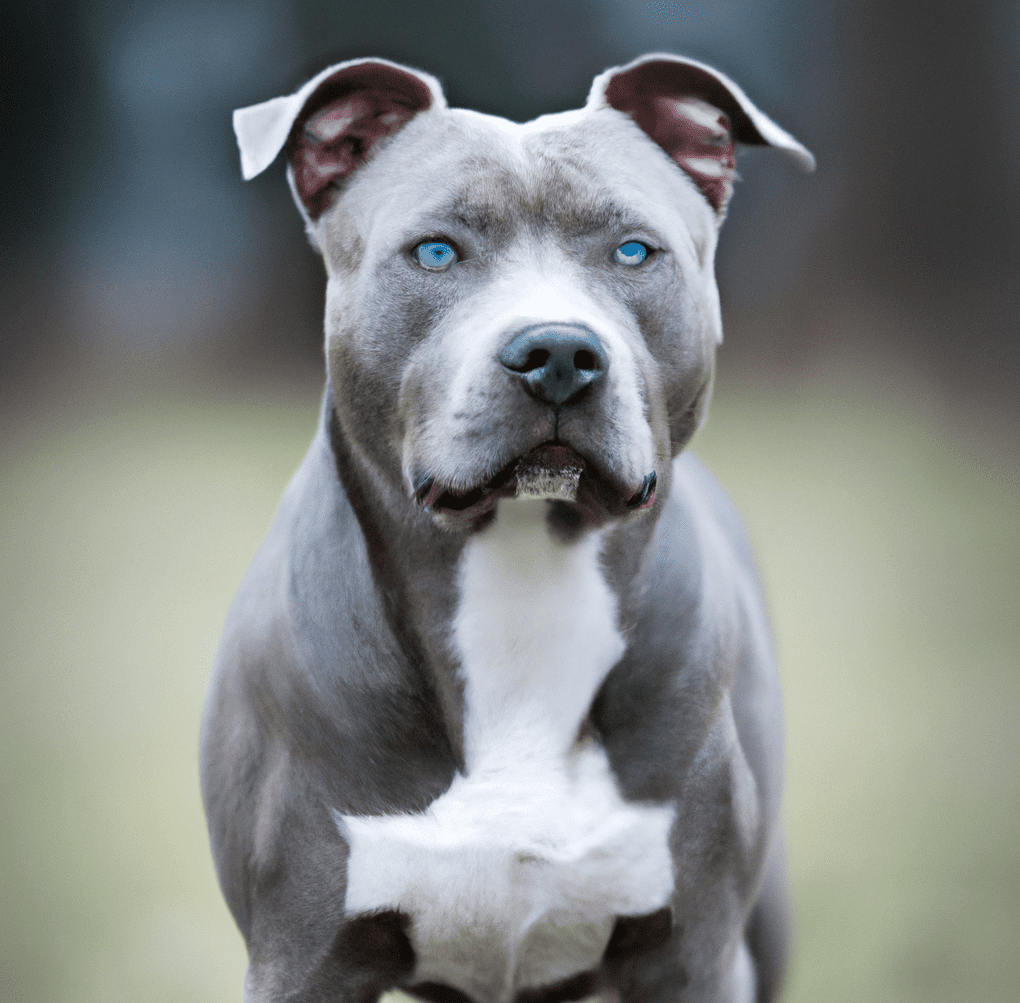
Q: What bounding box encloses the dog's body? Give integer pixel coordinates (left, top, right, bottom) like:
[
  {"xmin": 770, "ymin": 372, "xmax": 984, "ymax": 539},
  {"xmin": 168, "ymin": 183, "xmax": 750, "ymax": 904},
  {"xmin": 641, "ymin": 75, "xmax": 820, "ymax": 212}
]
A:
[{"xmin": 201, "ymin": 55, "xmax": 812, "ymax": 1003}]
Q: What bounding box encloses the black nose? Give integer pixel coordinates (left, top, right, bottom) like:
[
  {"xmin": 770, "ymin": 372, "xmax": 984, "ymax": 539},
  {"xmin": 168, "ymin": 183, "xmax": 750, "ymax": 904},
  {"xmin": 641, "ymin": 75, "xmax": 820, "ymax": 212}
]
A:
[{"xmin": 498, "ymin": 324, "xmax": 609, "ymax": 406}]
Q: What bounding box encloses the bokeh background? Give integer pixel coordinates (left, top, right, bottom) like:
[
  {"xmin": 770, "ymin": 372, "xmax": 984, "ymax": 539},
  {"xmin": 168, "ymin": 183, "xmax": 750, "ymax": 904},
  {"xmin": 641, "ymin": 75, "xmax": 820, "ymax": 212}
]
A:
[{"xmin": 2, "ymin": 2, "xmax": 1017, "ymax": 1002}]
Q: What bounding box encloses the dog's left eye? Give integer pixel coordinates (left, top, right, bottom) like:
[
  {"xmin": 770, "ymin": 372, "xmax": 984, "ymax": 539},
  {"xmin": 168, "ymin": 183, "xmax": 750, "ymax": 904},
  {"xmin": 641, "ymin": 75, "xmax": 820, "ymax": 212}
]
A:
[
  {"xmin": 414, "ymin": 241, "xmax": 458, "ymax": 271},
  {"xmin": 613, "ymin": 241, "xmax": 649, "ymax": 266}
]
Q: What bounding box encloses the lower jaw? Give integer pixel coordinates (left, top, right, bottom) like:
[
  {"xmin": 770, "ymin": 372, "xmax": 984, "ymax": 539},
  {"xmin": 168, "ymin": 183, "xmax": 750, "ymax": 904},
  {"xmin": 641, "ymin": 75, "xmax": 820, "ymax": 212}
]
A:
[
  {"xmin": 425, "ymin": 478, "xmax": 654, "ymax": 536},
  {"xmin": 417, "ymin": 445, "xmax": 656, "ymax": 534},
  {"xmin": 426, "ymin": 497, "xmax": 589, "ymax": 538}
]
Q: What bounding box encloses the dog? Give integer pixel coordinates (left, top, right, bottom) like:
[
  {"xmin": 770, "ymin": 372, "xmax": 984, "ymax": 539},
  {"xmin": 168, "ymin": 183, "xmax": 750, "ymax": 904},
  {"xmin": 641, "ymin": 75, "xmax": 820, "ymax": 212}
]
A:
[{"xmin": 201, "ymin": 53, "xmax": 813, "ymax": 1003}]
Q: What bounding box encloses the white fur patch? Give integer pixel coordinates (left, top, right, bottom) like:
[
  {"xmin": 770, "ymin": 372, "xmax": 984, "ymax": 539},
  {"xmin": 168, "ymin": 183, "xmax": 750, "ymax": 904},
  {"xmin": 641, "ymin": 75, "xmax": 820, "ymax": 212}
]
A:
[{"xmin": 339, "ymin": 499, "xmax": 674, "ymax": 1002}]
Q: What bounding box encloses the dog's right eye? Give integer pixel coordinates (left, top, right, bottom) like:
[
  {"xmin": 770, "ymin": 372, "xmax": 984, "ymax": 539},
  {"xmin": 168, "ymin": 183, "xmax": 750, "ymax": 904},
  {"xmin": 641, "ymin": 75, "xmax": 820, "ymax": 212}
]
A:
[
  {"xmin": 414, "ymin": 241, "xmax": 458, "ymax": 271},
  {"xmin": 613, "ymin": 241, "xmax": 649, "ymax": 266}
]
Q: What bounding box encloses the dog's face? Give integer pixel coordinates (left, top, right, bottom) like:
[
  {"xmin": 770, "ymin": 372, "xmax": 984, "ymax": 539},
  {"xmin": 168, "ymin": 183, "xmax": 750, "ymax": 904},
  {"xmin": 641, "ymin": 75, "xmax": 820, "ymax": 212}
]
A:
[
  {"xmin": 234, "ymin": 56, "xmax": 811, "ymax": 535},
  {"xmin": 321, "ymin": 107, "xmax": 718, "ymax": 534}
]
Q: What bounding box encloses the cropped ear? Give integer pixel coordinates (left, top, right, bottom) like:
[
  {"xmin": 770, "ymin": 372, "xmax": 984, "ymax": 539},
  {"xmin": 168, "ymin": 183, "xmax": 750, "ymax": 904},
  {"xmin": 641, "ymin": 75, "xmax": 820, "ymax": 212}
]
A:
[
  {"xmin": 588, "ymin": 54, "xmax": 814, "ymax": 218},
  {"xmin": 233, "ymin": 58, "xmax": 445, "ymax": 224}
]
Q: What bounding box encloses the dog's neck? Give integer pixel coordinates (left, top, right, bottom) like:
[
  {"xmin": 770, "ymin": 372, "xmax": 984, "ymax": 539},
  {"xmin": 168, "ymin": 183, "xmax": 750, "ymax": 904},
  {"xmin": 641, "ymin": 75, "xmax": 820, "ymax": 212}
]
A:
[
  {"xmin": 325, "ymin": 390, "xmax": 662, "ymax": 766},
  {"xmin": 454, "ymin": 496, "xmax": 624, "ymax": 770}
]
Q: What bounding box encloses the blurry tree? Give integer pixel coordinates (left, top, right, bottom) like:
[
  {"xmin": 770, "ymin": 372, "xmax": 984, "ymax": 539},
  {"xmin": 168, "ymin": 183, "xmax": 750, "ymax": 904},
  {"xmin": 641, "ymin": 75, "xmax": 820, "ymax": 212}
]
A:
[
  {"xmin": 0, "ymin": 0, "xmax": 1016, "ymax": 397},
  {"xmin": 787, "ymin": 0, "xmax": 1020, "ymax": 388}
]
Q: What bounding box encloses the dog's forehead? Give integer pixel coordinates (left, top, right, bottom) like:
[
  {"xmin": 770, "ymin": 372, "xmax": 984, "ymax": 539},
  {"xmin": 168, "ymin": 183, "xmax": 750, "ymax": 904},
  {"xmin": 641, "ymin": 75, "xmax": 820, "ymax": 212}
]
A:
[{"xmin": 328, "ymin": 104, "xmax": 716, "ymax": 255}]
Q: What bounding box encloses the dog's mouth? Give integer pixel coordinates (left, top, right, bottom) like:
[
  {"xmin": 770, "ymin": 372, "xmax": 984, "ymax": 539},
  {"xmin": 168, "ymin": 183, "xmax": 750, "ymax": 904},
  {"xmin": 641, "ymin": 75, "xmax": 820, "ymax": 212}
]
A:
[{"xmin": 414, "ymin": 443, "xmax": 656, "ymax": 531}]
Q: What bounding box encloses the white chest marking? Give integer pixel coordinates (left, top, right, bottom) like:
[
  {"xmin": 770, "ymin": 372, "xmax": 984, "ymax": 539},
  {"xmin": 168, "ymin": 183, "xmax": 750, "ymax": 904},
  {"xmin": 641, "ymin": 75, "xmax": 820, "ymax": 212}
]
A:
[{"xmin": 339, "ymin": 499, "xmax": 674, "ymax": 1003}]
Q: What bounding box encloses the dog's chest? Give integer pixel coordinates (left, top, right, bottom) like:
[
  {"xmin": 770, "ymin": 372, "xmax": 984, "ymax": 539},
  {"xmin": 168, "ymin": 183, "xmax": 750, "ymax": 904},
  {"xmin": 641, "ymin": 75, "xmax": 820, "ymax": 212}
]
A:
[{"xmin": 340, "ymin": 501, "xmax": 674, "ymax": 1001}]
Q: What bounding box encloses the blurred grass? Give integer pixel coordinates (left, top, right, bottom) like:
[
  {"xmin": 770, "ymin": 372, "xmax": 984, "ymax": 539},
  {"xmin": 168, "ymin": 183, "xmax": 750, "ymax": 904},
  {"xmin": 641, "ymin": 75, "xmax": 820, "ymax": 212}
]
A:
[
  {"xmin": 0, "ymin": 372, "xmax": 1017, "ymax": 1003},
  {"xmin": 695, "ymin": 376, "xmax": 1019, "ymax": 1003}
]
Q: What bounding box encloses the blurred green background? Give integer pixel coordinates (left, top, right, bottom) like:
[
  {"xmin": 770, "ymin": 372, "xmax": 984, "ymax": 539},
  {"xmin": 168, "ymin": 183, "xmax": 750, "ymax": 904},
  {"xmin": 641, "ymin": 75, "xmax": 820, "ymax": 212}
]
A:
[
  {"xmin": 2, "ymin": 1, "xmax": 1018, "ymax": 1001},
  {"xmin": 2, "ymin": 364, "xmax": 1016, "ymax": 1003}
]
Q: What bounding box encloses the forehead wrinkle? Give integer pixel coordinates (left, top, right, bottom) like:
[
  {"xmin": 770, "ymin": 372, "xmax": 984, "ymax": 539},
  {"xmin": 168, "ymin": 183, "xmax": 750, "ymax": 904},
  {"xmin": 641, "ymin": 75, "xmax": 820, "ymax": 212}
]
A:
[
  {"xmin": 396, "ymin": 158, "xmax": 528, "ymax": 243},
  {"xmin": 519, "ymin": 145, "xmax": 667, "ymax": 240},
  {"xmin": 524, "ymin": 150, "xmax": 665, "ymax": 238},
  {"xmin": 412, "ymin": 168, "xmax": 658, "ymax": 247},
  {"xmin": 546, "ymin": 197, "xmax": 653, "ymax": 240}
]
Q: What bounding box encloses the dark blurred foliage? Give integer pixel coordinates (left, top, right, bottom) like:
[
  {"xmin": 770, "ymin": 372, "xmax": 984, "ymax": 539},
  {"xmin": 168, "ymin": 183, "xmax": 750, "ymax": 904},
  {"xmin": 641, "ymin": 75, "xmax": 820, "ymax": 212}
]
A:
[
  {"xmin": 1, "ymin": 0, "xmax": 1017, "ymax": 397},
  {"xmin": 734, "ymin": 0, "xmax": 1020, "ymax": 391}
]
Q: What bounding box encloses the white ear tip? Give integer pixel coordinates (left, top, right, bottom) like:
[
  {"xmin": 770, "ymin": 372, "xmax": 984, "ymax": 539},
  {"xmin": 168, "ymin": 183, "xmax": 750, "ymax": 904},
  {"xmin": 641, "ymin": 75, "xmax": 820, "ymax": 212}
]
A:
[
  {"xmin": 744, "ymin": 109, "xmax": 816, "ymax": 171},
  {"xmin": 233, "ymin": 95, "xmax": 300, "ymax": 180},
  {"xmin": 789, "ymin": 145, "xmax": 816, "ymax": 172}
]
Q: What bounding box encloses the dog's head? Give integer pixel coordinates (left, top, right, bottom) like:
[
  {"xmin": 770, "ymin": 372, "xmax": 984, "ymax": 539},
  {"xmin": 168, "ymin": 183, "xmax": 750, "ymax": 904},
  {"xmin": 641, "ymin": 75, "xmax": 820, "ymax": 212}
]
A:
[{"xmin": 235, "ymin": 55, "xmax": 812, "ymax": 533}]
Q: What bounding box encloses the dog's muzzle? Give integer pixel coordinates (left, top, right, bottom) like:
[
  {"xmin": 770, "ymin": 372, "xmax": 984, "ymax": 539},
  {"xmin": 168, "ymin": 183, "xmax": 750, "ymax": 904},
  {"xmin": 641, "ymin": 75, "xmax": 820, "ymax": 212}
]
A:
[{"xmin": 411, "ymin": 324, "xmax": 656, "ymax": 531}]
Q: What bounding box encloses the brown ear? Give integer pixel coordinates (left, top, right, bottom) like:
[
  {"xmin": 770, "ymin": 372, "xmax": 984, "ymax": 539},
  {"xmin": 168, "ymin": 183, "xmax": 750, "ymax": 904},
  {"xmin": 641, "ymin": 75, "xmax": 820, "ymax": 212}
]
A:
[
  {"xmin": 590, "ymin": 55, "xmax": 814, "ymax": 216},
  {"xmin": 233, "ymin": 58, "xmax": 444, "ymax": 223},
  {"xmin": 286, "ymin": 62, "xmax": 436, "ymax": 219}
]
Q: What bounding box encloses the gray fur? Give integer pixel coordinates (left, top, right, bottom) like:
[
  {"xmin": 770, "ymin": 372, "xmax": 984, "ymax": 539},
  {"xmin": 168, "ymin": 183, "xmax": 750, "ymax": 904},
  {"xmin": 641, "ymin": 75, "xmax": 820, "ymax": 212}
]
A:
[{"xmin": 203, "ymin": 54, "xmax": 810, "ymax": 1003}]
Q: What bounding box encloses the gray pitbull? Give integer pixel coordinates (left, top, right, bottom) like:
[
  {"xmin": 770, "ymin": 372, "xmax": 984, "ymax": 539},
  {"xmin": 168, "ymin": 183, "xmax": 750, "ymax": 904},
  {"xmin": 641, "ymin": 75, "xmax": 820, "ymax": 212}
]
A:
[{"xmin": 201, "ymin": 53, "xmax": 813, "ymax": 1003}]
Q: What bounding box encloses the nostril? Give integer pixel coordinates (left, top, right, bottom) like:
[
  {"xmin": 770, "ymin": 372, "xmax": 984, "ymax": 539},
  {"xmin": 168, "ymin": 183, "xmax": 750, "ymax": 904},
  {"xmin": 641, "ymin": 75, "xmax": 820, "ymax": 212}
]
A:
[
  {"xmin": 523, "ymin": 349, "xmax": 550, "ymax": 372},
  {"xmin": 574, "ymin": 349, "xmax": 599, "ymax": 371}
]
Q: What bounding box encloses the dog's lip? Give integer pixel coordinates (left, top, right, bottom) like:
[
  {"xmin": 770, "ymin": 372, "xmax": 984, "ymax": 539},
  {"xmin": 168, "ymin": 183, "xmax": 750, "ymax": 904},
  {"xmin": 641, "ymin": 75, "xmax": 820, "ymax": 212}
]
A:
[{"xmin": 414, "ymin": 444, "xmax": 656, "ymax": 524}]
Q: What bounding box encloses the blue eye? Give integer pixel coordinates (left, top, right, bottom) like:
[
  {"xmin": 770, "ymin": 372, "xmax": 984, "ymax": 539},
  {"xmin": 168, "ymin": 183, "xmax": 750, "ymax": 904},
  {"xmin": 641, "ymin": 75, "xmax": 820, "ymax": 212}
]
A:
[
  {"xmin": 414, "ymin": 241, "xmax": 457, "ymax": 271},
  {"xmin": 614, "ymin": 241, "xmax": 649, "ymax": 266}
]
